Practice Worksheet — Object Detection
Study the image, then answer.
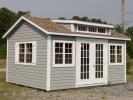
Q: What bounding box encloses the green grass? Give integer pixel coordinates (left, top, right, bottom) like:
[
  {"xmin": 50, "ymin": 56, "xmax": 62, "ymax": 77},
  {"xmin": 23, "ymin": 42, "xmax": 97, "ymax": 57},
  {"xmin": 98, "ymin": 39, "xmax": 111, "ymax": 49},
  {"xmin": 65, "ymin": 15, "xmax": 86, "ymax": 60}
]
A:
[
  {"xmin": 0, "ymin": 72, "xmax": 34, "ymax": 100},
  {"xmin": 0, "ymin": 59, "xmax": 6, "ymax": 69},
  {"xmin": 0, "ymin": 72, "xmax": 5, "ymax": 82},
  {"xmin": 127, "ymin": 59, "xmax": 133, "ymax": 76}
]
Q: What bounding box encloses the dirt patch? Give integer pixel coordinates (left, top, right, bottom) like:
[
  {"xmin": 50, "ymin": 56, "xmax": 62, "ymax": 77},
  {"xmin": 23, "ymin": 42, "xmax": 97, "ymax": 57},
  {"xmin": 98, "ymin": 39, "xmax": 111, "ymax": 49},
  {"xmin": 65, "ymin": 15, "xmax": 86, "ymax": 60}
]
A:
[
  {"xmin": 0, "ymin": 59, "xmax": 6, "ymax": 69},
  {"xmin": 3, "ymin": 84, "xmax": 132, "ymax": 100},
  {"xmin": 0, "ymin": 59, "xmax": 6, "ymax": 65}
]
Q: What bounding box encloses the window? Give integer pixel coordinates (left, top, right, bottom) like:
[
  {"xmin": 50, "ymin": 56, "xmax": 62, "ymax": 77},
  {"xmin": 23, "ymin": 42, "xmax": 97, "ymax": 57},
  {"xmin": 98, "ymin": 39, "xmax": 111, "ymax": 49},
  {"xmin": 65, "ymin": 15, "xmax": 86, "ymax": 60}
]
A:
[
  {"xmin": 76, "ymin": 24, "xmax": 108, "ymax": 34},
  {"xmin": 15, "ymin": 41, "xmax": 36, "ymax": 65},
  {"xmin": 53, "ymin": 41, "xmax": 75, "ymax": 67},
  {"xmin": 55, "ymin": 43, "xmax": 63, "ymax": 64},
  {"xmin": 78, "ymin": 25, "xmax": 87, "ymax": 31},
  {"xmin": 26, "ymin": 43, "xmax": 32, "ymax": 63},
  {"xmin": 98, "ymin": 27, "xmax": 106, "ymax": 33},
  {"xmin": 110, "ymin": 45, "xmax": 123, "ymax": 64},
  {"xmin": 19, "ymin": 44, "xmax": 25, "ymax": 63},
  {"xmin": 88, "ymin": 26, "xmax": 97, "ymax": 32},
  {"xmin": 65, "ymin": 43, "xmax": 72, "ymax": 64}
]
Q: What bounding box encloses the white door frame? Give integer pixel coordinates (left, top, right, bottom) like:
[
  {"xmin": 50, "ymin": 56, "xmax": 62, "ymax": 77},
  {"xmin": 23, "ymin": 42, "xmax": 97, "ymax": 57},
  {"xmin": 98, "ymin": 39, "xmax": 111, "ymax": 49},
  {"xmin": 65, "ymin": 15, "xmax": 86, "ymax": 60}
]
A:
[{"xmin": 76, "ymin": 37, "xmax": 108, "ymax": 87}]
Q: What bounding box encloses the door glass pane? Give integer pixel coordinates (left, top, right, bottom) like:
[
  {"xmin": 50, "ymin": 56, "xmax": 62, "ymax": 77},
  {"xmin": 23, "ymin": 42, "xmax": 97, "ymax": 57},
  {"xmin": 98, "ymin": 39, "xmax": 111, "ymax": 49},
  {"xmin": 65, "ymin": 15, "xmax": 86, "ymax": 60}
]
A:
[
  {"xmin": 95, "ymin": 44, "xmax": 103, "ymax": 78},
  {"xmin": 80, "ymin": 43, "xmax": 89, "ymax": 79}
]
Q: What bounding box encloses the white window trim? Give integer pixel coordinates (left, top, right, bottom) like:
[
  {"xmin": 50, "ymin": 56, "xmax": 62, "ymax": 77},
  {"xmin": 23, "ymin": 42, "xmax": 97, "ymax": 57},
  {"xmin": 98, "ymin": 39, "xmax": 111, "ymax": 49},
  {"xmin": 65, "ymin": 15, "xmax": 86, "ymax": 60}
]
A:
[
  {"xmin": 109, "ymin": 43, "xmax": 124, "ymax": 65},
  {"xmin": 15, "ymin": 41, "xmax": 37, "ymax": 66},
  {"xmin": 53, "ymin": 40, "xmax": 75, "ymax": 67}
]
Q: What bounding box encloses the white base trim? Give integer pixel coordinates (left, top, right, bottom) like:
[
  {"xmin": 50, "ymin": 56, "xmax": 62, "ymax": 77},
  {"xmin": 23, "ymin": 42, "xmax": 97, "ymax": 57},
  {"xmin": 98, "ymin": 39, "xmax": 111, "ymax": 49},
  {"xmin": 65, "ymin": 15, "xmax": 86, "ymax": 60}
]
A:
[{"xmin": 76, "ymin": 82, "xmax": 107, "ymax": 88}]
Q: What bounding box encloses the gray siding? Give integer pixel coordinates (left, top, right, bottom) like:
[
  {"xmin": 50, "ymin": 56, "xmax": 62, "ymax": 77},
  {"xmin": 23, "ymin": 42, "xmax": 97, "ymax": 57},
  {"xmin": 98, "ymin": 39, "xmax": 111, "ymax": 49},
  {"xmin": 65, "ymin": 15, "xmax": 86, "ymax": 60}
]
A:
[
  {"xmin": 50, "ymin": 35, "xmax": 76, "ymax": 90},
  {"xmin": 8, "ymin": 21, "xmax": 47, "ymax": 90},
  {"xmin": 108, "ymin": 65, "xmax": 125, "ymax": 84},
  {"xmin": 108, "ymin": 40, "xmax": 126, "ymax": 84}
]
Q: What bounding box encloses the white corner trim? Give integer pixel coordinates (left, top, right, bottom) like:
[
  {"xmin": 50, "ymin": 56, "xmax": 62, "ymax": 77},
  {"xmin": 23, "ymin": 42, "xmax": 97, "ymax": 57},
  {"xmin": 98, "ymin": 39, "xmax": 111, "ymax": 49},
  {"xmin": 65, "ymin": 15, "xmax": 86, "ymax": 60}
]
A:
[
  {"xmin": 71, "ymin": 24, "xmax": 75, "ymax": 32},
  {"xmin": 6, "ymin": 39, "xmax": 8, "ymax": 82},
  {"xmin": 107, "ymin": 42, "xmax": 109, "ymax": 84},
  {"xmin": 2, "ymin": 16, "xmax": 49, "ymax": 38},
  {"xmin": 124, "ymin": 41, "xmax": 127, "ymax": 83},
  {"xmin": 75, "ymin": 37, "xmax": 80, "ymax": 88},
  {"xmin": 46, "ymin": 35, "xmax": 51, "ymax": 91}
]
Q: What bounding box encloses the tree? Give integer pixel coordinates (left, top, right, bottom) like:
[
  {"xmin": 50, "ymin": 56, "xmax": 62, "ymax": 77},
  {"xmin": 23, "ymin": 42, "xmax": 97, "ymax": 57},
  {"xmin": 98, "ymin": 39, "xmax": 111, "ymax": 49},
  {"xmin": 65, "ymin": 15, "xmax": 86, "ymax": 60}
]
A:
[
  {"xmin": 72, "ymin": 16, "xmax": 81, "ymax": 20},
  {"xmin": 0, "ymin": 7, "xmax": 30, "ymax": 58},
  {"xmin": 115, "ymin": 25, "xmax": 122, "ymax": 33},
  {"xmin": 125, "ymin": 27, "xmax": 133, "ymax": 58},
  {"xmin": 17, "ymin": 11, "xmax": 30, "ymax": 18},
  {"xmin": 58, "ymin": 17, "xmax": 66, "ymax": 20},
  {"xmin": 80, "ymin": 16, "xmax": 88, "ymax": 22}
]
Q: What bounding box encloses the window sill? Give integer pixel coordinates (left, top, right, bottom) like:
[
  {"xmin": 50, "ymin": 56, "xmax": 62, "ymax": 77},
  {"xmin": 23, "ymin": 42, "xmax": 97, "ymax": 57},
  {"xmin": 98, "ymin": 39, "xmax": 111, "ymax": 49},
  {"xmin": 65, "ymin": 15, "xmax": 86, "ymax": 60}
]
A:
[
  {"xmin": 53, "ymin": 64, "xmax": 75, "ymax": 67},
  {"xmin": 109, "ymin": 63, "xmax": 124, "ymax": 66},
  {"xmin": 15, "ymin": 62, "xmax": 36, "ymax": 66}
]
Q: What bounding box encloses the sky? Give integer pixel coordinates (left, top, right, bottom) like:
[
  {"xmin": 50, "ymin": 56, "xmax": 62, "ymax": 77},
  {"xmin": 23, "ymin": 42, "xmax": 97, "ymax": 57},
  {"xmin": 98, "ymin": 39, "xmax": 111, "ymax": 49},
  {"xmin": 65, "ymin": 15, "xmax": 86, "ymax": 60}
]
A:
[{"xmin": 0, "ymin": 0, "xmax": 133, "ymax": 26}]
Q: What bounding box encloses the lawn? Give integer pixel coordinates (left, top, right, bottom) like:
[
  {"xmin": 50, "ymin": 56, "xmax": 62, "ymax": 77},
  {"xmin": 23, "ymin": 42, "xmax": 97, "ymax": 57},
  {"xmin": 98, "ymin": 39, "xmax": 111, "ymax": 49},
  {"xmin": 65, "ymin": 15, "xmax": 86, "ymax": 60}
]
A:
[
  {"xmin": 127, "ymin": 59, "xmax": 133, "ymax": 76},
  {"xmin": 0, "ymin": 72, "xmax": 34, "ymax": 100},
  {"xmin": 0, "ymin": 59, "xmax": 6, "ymax": 69},
  {"xmin": 0, "ymin": 59, "xmax": 34, "ymax": 100}
]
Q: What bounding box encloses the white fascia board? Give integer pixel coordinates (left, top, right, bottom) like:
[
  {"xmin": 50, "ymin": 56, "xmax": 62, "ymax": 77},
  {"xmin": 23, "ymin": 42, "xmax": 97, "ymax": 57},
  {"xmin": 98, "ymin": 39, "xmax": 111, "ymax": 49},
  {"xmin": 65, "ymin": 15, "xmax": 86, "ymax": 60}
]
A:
[
  {"xmin": 2, "ymin": 16, "xmax": 49, "ymax": 38},
  {"xmin": 52, "ymin": 20, "xmax": 114, "ymax": 28},
  {"xmin": 49, "ymin": 32, "xmax": 131, "ymax": 41}
]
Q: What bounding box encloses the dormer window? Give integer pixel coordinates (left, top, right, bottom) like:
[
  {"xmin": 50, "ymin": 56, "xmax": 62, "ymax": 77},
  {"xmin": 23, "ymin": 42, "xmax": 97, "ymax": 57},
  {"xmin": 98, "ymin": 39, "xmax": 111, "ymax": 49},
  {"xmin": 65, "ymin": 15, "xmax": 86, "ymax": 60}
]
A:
[
  {"xmin": 78, "ymin": 25, "xmax": 87, "ymax": 31},
  {"xmin": 88, "ymin": 26, "xmax": 97, "ymax": 32},
  {"xmin": 52, "ymin": 19, "xmax": 114, "ymax": 35},
  {"xmin": 77, "ymin": 24, "xmax": 108, "ymax": 34},
  {"xmin": 98, "ymin": 27, "xmax": 106, "ymax": 33}
]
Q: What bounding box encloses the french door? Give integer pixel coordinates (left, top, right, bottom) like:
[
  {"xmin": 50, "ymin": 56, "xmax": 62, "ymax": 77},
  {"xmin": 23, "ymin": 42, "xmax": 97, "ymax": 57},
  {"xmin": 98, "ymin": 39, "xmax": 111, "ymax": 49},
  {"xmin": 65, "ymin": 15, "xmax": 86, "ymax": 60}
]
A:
[{"xmin": 77, "ymin": 40, "xmax": 108, "ymax": 86}]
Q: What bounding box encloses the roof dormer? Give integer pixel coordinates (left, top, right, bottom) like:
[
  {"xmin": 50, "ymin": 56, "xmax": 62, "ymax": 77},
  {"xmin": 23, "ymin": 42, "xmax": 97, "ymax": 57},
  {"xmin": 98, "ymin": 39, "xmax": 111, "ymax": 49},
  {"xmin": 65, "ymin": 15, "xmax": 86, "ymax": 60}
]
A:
[{"xmin": 52, "ymin": 20, "xmax": 114, "ymax": 35}]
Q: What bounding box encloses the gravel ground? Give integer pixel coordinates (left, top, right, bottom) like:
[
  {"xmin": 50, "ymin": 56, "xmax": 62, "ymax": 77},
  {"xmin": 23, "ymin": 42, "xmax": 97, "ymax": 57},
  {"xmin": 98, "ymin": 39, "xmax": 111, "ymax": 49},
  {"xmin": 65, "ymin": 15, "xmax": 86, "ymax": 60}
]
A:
[{"xmin": 18, "ymin": 83, "xmax": 133, "ymax": 100}]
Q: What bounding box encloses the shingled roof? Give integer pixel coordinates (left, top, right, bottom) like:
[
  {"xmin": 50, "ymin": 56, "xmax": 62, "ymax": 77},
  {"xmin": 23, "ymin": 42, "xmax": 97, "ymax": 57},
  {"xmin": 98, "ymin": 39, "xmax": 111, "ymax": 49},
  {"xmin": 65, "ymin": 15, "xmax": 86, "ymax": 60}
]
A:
[
  {"xmin": 2, "ymin": 16, "xmax": 130, "ymax": 40},
  {"xmin": 26, "ymin": 16, "xmax": 130, "ymax": 40},
  {"xmin": 26, "ymin": 16, "xmax": 72, "ymax": 33}
]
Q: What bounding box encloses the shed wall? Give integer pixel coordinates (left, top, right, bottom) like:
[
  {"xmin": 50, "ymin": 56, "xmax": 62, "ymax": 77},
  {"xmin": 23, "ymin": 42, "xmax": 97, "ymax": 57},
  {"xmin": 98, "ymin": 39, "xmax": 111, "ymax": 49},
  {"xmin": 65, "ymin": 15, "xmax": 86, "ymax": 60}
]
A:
[
  {"xmin": 108, "ymin": 40, "xmax": 126, "ymax": 84},
  {"xmin": 7, "ymin": 21, "xmax": 47, "ymax": 90},
  {"xmin": 50, "ymin": 35, "xmax": 76, "ymax": 90}
]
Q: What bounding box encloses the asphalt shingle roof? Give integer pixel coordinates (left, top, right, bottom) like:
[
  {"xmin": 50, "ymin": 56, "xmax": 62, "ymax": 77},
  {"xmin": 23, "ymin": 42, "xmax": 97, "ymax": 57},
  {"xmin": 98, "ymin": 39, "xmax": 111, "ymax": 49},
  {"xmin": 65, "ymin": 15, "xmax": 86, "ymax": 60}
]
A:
[{"xmin": 26, "ymin": 16, "xmax": 130, "ymax": 40}]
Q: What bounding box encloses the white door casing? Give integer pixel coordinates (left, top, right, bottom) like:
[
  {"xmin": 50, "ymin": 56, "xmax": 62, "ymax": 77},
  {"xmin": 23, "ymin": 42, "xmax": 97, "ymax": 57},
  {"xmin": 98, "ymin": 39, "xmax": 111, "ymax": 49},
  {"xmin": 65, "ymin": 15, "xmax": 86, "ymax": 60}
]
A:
[{"xmin": 76, "ymin": 37, "xmax": 108, "ymax": 87}]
